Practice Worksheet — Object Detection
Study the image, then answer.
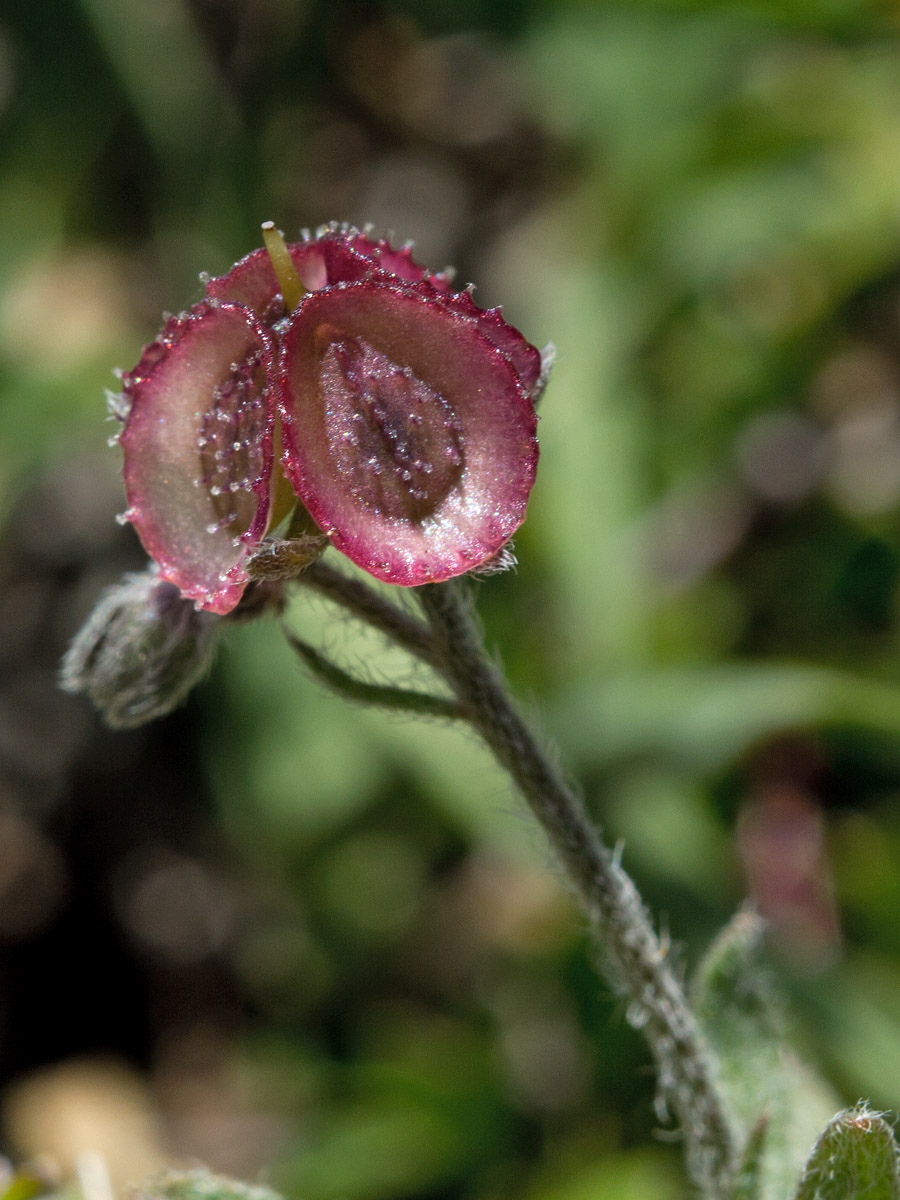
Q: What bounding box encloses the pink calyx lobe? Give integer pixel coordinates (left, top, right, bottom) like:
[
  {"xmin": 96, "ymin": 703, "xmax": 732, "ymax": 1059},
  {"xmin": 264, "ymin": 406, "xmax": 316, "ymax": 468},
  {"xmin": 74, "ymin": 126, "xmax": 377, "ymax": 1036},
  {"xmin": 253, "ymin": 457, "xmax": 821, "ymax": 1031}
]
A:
[
  {"xmin": 206, "ymin": 224, "xmax": 454, "ymax": 325},
  {"xmin": 207, "ymin": 223, "xmax": 543, "ymax": 403},
  {"xmin": 320, "ymin": 332, "xmax": 464, "ymax": 522},
  {"xmin": 119, "ymin": 301, "xmax": 275, "ymax": 614},
  {"xmin": 278, "ymin": 281, "xmax": 538, "ymax": 586}
]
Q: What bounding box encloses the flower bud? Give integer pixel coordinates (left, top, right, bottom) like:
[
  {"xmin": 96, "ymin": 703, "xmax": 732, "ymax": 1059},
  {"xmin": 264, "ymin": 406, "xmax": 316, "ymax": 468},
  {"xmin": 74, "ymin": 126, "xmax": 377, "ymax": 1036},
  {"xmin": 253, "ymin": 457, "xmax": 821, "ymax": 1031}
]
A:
[{"xmin": 60, "ymin": 570, "xmax": 223, "ymax": 728}]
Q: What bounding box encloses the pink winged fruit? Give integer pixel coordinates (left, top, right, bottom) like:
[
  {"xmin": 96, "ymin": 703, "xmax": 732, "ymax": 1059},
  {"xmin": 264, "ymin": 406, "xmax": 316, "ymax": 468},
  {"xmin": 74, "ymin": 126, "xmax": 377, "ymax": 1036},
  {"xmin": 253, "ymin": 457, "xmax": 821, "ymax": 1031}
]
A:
[{"xmin": 109, "ymin": 224, "xmax": 548, "ymax": 614}]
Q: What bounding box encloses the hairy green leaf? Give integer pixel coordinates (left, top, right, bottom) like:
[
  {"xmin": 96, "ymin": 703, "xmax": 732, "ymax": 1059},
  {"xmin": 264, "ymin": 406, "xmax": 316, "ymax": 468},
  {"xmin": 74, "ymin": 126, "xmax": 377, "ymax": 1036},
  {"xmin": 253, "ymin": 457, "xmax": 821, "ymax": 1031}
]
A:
[
  {"xmin": 794, "ymin": 1107, "xmax": 900, "ymax": 1200},
  {"xmin": 693, "ymin": 908, "xmax": 837, "ymax": 1200}
]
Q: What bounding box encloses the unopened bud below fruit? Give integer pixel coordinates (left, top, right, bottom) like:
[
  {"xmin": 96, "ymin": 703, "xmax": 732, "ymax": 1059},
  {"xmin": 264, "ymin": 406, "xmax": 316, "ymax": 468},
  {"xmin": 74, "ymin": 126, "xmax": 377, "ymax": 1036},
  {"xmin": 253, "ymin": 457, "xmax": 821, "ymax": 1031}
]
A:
[{"xmin": 60, "ymin": 569, "xmax": 223, "ymax": 728}]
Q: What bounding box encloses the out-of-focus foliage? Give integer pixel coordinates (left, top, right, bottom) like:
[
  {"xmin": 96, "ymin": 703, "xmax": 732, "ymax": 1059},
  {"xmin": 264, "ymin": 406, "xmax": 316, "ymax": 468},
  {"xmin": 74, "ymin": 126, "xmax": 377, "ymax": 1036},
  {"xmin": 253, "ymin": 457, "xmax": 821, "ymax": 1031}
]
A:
[{"xmin": 8, "ymin": 1, "xmax": 900, "ymax": 1198}]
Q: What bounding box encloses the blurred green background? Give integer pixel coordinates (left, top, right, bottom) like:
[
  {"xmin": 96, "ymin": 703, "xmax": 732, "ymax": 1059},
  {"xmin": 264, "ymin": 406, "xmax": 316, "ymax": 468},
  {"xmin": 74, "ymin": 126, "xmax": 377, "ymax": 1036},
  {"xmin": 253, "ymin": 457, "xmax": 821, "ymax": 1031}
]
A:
[{"xmin": 6, "ymin": 0, "xmax": 900, "ymax": 1197}]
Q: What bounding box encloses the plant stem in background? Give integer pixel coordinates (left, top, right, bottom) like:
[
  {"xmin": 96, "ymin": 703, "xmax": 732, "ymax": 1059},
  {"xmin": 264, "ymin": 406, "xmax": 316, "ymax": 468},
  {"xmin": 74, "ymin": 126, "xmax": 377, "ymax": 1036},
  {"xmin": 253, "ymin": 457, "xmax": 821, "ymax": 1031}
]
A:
[{"xmin": 417, "ymin": 579, "xmax": 739, "ymax": 1199}]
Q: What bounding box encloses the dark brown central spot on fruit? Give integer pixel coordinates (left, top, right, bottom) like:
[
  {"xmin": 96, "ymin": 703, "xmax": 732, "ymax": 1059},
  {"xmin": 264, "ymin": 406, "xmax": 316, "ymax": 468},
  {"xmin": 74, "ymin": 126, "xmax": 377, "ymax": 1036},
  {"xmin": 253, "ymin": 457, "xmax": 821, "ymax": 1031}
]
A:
[
  {"xmin": 196, "ymin": 347, "xmax": 268, "ymax": 538},
  {"xmin": 321, "ymin": 335, "xmax": 464, "ymax": 522}
]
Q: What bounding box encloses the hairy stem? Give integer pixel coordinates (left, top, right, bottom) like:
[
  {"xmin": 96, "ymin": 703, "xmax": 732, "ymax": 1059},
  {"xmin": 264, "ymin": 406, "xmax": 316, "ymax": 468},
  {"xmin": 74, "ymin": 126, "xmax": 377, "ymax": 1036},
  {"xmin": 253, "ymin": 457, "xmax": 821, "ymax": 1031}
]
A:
[
  {"xmin": 285, "ymin": 630, "xmax": 464, "ymax": 720},
  {"xmin": 298, "ymin": 560, "xmax": 441, "ymax": 670},
  {"xmin": 418, "ymin": 580, "xmax": 738, "ymax": 1199}
]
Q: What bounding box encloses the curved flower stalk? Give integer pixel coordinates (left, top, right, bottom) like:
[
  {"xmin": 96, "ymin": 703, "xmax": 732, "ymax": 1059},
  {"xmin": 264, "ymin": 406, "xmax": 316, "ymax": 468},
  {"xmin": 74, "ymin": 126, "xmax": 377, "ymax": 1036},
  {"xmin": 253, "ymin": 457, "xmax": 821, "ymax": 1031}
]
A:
[{"xmin": 110, "ymin": 223, "xmax": 543, "ymax": 613}]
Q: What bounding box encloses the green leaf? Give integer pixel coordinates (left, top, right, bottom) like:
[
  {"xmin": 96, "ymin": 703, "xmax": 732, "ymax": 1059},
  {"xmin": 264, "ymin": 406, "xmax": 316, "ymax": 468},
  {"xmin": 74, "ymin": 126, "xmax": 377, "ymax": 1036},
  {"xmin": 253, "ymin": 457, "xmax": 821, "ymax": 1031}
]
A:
[
  {"xmin": 692, "ymin": 908, "xmax": 838, "ymax": 1200},
  {"xmin": 733, "ymin": 1116, "xmax": 767, "ymax": 1200},
  {"xmin": 0, "ymin": 1171, "xmax": 52, "ymax": 1200},
  {"xmin": 553, "ymin": 665, "xmax": 900, "ymax": 773},
  {"xmin": 794, "ymin": 1107, "xmax": 900, "ymax": 1200},
  {"xmin": 134, "ymin": 1170, "xmax": 285, "ymax": 1200}
]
